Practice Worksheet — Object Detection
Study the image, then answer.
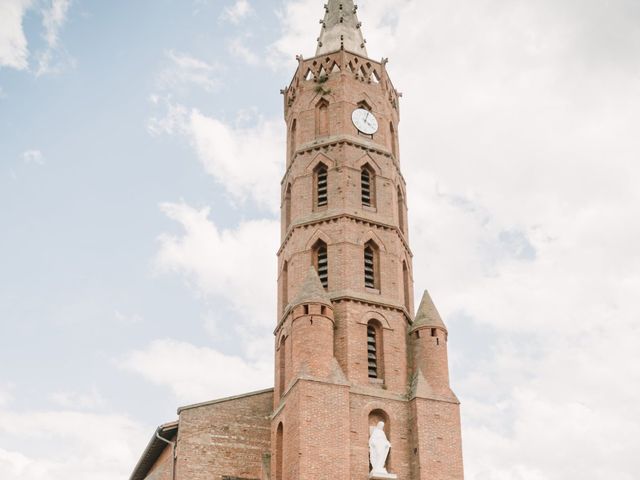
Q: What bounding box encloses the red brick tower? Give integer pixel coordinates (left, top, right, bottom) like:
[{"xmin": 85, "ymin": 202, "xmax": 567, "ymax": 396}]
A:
[{"xmin": 273, "ymin": 1, "xmax": 465, "ymax": 479}]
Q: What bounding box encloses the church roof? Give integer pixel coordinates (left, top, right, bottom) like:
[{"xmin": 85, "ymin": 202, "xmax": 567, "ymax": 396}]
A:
[
  {"xmin": 129, "ymin": 421, "xmax": 178, "ymax": 480},
  {"xmin": 292, "ymin": 267, "xmax": 332, "ymax": 307},
  {"xmin": 316, "ymin": 0, "xmax": 368, "ymax": 57},
  {"xmin": 411, "ymin": 290, "xmax": 448, "ymax": 332}
]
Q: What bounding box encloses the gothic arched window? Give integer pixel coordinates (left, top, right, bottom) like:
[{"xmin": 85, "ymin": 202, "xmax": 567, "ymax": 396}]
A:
[
  {"xmin": 313, "ymin": 240, "xmax": 329, "ymax": 289},
  {"xmin": 281, "ymin": 260, "xmax": 289, "ymax": 311},
  {"xmin": 314, "ymin": 163, "xmax": 328, "ymax": 209},
  {"xmin": 289, "ymin": 119, "xmax": 297, "ymax": 165},
  {"xmin": 276, "ymin": 422, "xmax": 284, "ymax": 480},
  {"xmin": 364, "ymin": 241, "xmax": 380, "ymax": 289},
  {"xmin": 397, "ymin": 187, "xmax": 406, "ymax": 235},
  {"xmin": 361, "ymin": 164, "xmax": 376, "ymax": 207},
  {"xmin": 284, "ymin": 184, "xmax": 292, "ymax": 230},
  {"xmin": 278, "ymin": 336, "xmax": 286, "ymax": 398},
  {"xmin": 316, "ymin": 99, "xmax": 329, "ymax": 137},
  {"xmin": 390, "ymin": 122, "xmax": 397, "ymax": 159},
  {"xmin": 402, "ymin": 260, "xmax": 410, "ymax": 310},
  {"xmin": 367, "ymin": 320, "xmax": 384, "ymax": 380}
]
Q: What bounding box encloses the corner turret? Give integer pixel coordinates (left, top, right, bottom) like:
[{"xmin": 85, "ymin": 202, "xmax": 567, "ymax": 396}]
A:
[{"xmin": 410, "ymin": 291, "xmax": 452, "ymax": 396}]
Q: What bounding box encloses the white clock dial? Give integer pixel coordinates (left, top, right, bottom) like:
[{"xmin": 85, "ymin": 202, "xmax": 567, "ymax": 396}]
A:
[{"xmin": 352, "ymin": 108, "xmax": 379, "ymax": 135}]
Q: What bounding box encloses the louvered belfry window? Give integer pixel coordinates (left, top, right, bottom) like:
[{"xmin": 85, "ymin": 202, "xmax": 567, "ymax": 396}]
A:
[
  {"xmin": 367, "ymin": 324, "xmax": 378, "ymax": 379},
  {"xmin": 361, "ymin": 167, "xmax": 371, "ymax": 206},
  {"xmin": 316, "ymin": 243, "xmax": 328, "ymax": 289},
  {"xmin": 316, "ymin": 165, "xmax": 328, "ymax": 208},
  {"xmin": 364, "ymin": 244, "xmax": 376, "ymax": 288}
]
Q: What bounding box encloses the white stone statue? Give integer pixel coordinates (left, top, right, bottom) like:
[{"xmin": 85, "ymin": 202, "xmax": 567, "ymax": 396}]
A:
[{"xmin": 369, "ymin": 421, "xmax": 397, "ymax": 479}]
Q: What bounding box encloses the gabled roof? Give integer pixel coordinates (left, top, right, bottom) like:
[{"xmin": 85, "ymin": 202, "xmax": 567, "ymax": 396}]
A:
[
  {"xmin": 291, "ymin": 266, "xmax": 332, "ymax": 307},
  {"xmin": 411, "ymin": 290, "xmax": 447, "ymax": 332},
  {"xmin": 129, "ymin": 421, "xmax": 178, "ymax": 480},
  {"xmin": 316, "ymin": 0, "xmax": 368, "ymax": 57}
]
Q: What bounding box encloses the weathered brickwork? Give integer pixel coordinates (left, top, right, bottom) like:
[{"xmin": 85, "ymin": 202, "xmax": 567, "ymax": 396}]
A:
[
  {"xmin": 174, "ymin": 391, "xmax": 272, "ymax": 480},
  {"xmin": 130, "ymin": 2, "xmax": 464, "ymax": 479}
]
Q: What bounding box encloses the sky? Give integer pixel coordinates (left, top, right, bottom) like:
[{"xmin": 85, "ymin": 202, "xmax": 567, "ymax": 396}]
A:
[{"xmin": 1, "ymin": 0, "xmax": 639, "ymax": 478}]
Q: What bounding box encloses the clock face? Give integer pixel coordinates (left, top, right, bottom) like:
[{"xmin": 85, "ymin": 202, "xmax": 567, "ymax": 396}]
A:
[{"xmin": 352, "ymin": 108, "xmax": 379, "ymax": 135}]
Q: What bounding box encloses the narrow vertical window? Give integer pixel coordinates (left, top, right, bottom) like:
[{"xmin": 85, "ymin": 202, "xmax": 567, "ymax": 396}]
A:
[
  {"xmin": 276, "ymin": 422, "xmax": 284, "ymax": 480},
  {"xmin": 364, "ymin": 241, "xmax": 379, "ymax": 289},
  {"xmin": 367, "ymin": 320, "xmax": 384, "ymax": 380},
  {"xmin": 390, "ymin": 122, "xmax": 397, "ymax": 159},
  {"xmin": 278, "ymin": 337, "xmax": 286, "ymax": 398},
  {"xmin": 316, "ymin": 99, "xmax": 329, "ymax": 137},
  {"xmin": 402, "ymin": 261, "xmax": 410, "ymax": 310},
  {"xmin": 289, "ymin": 119, "xmax": 297, "ymax": 165},
  {"xmin": 315, "ymin": 164, "xmax": 328, "ymax": 208},
  {"xmin": 284, "ymin": 184, "xmax": 292, "ymax": 229},
  {"xmin": 313, "ymin": 240, "xmax": 329, "ymax": 289},
  {"xmin": 367, "ymin": 324, "xmax": 378, "ymax": 379},
  {"xmin": 397, "ymin": 187, "xmax": 405, "ymax": 234},
  {"xmin": 282, "ymin": 261, "xmax": 289, "ymax": 310},
  {"xmin": 361, "ymin": 165, "xmax": 375, "ymax": 207}
]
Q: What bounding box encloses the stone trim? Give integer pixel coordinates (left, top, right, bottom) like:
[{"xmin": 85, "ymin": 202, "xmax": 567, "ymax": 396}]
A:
[{"xmin": 177, "ymin": 388, "xmax": 274, "ymax": 414}]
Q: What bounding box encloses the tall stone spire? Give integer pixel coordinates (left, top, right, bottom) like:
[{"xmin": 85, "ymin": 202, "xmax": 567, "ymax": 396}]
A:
[
  {"xmin": 316, "ymin": 0, "xmax": 368, "ymax": 57},
  {"xmin": 411, "ymin": 290, "xmax": 448, "ymax": 332}
]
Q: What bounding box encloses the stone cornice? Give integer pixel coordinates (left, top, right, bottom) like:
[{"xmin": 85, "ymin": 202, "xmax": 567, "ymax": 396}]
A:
[
  {"xmin": 277, "ymin": 213, "xmax": 412, "ymax": 258},
  {"xmin": 281, "ymin": 136, "xmax": 404, "ymax": 187}
]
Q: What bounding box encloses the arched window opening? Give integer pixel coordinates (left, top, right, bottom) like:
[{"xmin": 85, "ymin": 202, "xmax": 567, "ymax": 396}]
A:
[
  {"xmin": 316, "ymin": 99, "xmax": 329, "ymax": 137},
  {"xmin": 361, "ymin": 165, "xmax": 375, "ymax": 207},
  {"xmin": 402, "ymin": 261, "xmax": 410, "ymax": 310},
  {"xmin": 289, "ymin": 119, "xmax": 297, "ymax": 165},
  {"xmin": 314, "ymin": 163, "xmax": 328, "ymax": 208},
  {"xmin": 397, "ymin": 187, "xmax": 406, "ymax": 234},
  {"xmin": 390, "ymin": 122, "xmax": 397, "ymax": 159},
  {"xmin": 367, "ymin": 325, "xmax": 378, "ymax": 379},
  {"xmin": 367, "ymin": 320, "xmax": 384, "ymax": 381},
  {"xmin": 313, "ymin": 240, "xmax": 329, "ymax": 289},
  {"xmin": 276, "ymin": 422, "xmax": 284, "ymax": 480},
  {"xmin": 278, "ymin": 337, "xmax": 286, "ymax": 398},
  {"xmin": 364, "ymin": 241, "xmax": 379, "ymax": 289},
  {"xmin": 284, "ymin": 184, "xmax": 292, "ymax": 230},
  {"xmin": 282, "ymin": 261, "xmax": 289, "ymax": 310}
]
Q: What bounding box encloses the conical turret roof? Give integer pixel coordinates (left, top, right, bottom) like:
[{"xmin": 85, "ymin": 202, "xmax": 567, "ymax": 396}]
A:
[
  {"xmin": 411, "ymin": 290, "xmax": 447, "ymax": 332},
  {"xmin": 316, "ymin": 0, "xmax": 368, "ymax": 57},
  {"xmin": 291, "ymin": 267, "xmax": 333, "ymax": 307}
]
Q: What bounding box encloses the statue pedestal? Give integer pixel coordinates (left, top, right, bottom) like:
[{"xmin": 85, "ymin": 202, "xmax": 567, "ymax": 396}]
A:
[{"xmin": 369, "ymin": 473, "xmax": 398, "ymax": 479}]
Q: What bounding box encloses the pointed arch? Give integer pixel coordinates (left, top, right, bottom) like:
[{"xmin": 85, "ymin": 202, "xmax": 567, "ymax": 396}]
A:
[
  {"xmin": 361, "ymin": 163, "xmax": 376, "ymax": 208},
  {"xmin": 284, "ymin": 183, "xmax": 292, "ymax": 230},
  {"xmin": 397, "ymin": 185, "xmax": 406, "ymax": 235},
  {"xmin": 278, "ymin": 337, "xmax": 287, "ymax": 398},
  {"xmin": 357, "ymin": 99, "xmax": 373, "ymax": 111},
  {"xmin": 305, "ymin": 229, "xmax": 333, "ymax": 251},
  {"xmin": 305, "ymin": 152, "xmax": 336, "ymax": 174},
  {"xmin": 364, "ymin": 240, "xmax": 380, "ymax": 290},
  {"xmin": 360, "ymin": 230, "xmax": 387, "ymax": 253},
  {"xmin": 281, "ymin": 259, "xmax": 289, "ymax": 312},
  {"xmin": 354, "ymin": 153, "xmax": 382, "ymax": 175},
  {"xmin": 389, "ymin": 121, "xmax": 397, "ymax": 159},
  {"xmin": 315, "ymin": 98, "xmax": 329, "ymax": 137},
  {"xmin": 402, "ymin": 260, "xmax": 411, "ymax": 311},
  {"xmin": 276, "ymin": 422, "xmax": 284, "ymax": 480},
  {"xmin": 288, "ymin": 119, "xmax": 297, "ymax": 165},
  {"xmin": 311, "ymin": 239, "xmax": 329, "ymax": 289},
  {"xmin": 314, "ymin": 162, "xmax": 329, "ymax": 209}
]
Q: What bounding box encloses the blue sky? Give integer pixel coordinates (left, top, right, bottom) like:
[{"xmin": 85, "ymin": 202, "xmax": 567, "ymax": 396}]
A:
[{"xmin": 1, "ymin": 0, "xmax": 640, "ymax": 479}]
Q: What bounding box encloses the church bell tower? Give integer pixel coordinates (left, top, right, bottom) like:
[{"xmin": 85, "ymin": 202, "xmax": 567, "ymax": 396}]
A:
[{"xmin": 272, "ymin": 1, "xmax": 465, "ymax": 479}]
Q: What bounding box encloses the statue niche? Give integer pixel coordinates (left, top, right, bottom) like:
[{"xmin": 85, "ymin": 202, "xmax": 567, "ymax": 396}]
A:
[{"xmin": 368, "ymin": 410, "xmax": 397, "ymax": 479}]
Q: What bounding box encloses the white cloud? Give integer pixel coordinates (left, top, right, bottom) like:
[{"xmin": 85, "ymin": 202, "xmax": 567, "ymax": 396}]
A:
[
  {"xmin": 149, "ymin": 102, "xmax": 284, "ymax": 212},
  {"xmin": 0, "ymin": 408, "xmax": 148, "ymax": 480},
  {"xmin": 157, "ymin": 50, "xmax": 222, "ymax": 94},
  {"xmin": 36, "ymin": 0, "xmax": 72, "ymax": 76},
  {"xmin": 227, "ymin": 36, "xmax": 261, "ymax": 66},
  {"xmin": 221, "ymin": 0, "xmax": 253, "ymax": 24},
  {"xmin": 49, "ymin": 387, "xmax": 107, "ymax": 411},
  {"xmin": 0, "ymin": 0, "xmax": 32, "ymax": 70},
  {"xmin": 119, "ymin": 339, "xmax": 272, "ymax": 405},
  {"xmin": 156, "ymin": 201, "xmax": 279, "ymax": 332},
  {"xmin": 22, "ymin": 149, "xmax": 45, "ymax": 165}
]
